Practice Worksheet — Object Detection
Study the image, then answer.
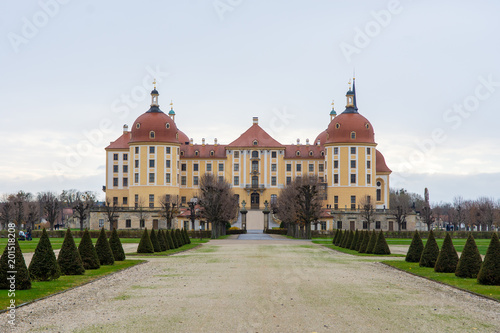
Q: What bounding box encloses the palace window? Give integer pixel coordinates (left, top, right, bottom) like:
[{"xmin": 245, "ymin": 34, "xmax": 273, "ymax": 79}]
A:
[
  {"xmin": 271, "ymin": 176, "xmax": 277, "ymax": 186},
  {"xmin": 334, "ymin": 174, "xmax": 339, "ymax": 184},
  {"xmin": 181, "ymin": 176, "xmax": 186, "ymax": 185},
  {"xmin": 350, "ymin": 174, "xmax": 356, "ymax": 184},
  {"xmin": 309, "ymin": 164, "xmax": 314, "ymax": 172},
  {"xmin": 253, "ymin": 140, "xmax": 258, "ymax": 146},
  {"xmin": 350, "ymin": 132, "xmax": 356, "ymax": 139},
  {"xmin": 351, "ymin": 160, "xmax": 356, "ymax": 168},
  {"xmin": 367, "ymin": 174, "xmax": 371, "ymax": 184},
  {"xmin": 181, "ymin": 164, "xmax": 187, "ymax": 171},
  {"xmin": 375, "ymin": 221, "xmax": 381, "ymax": 229},
  {"xmin": 166, "ymin": 160, "xmax": 171, "ymax": 168},
  {"xmin": 113, "ymin": 178, "xmax": 118, "ymax": 186},
  {"xmin": 334, "ymin": 160, "xmax": 339, "ymax": 169},
  {"xmin": 166, "ymin": 147, "xmax": 171, "ymax": 154},
  {"xmin": 135, "ymin": 160, "xmax": 139, "ymax": 168},
  {"xmin": 286, "ymin": 176, "xmax": 291, "ymax": 185},
  {"xmin": 149, "ymin": 146, "xmax": 155, "ymax": 154},
  {"xmin": 334, "ymin": 147, "xmax": 339, "ymax": 155},
  {"xmin": 350, "ymin": 147, "xmax": 356, "ymax": 154},
  {"xmin": 210, "ymin": 151, "xmax": 214, "ymax": 156},
  {"xmin": 195, "ymin": 150, "xmax": 199, "ymax": 156},
  {"xmin": 193, "ymin": 163, "xmax": 199, "ymax": 171},
  {"xmin": 113, "ymin": 154, "xmax": 118, "ymax": 161},
  {"xmin": 319, "ymin": 164, "xmax": 324, "ymax": 172},
  {"xmin": 123, "ymin": 154, "xmax": 128, "ymax": 161},
  {"xmin": 367, "ymin": 147, "xmax": 371, "ymax": 155},
  {"xmin": 271, "ymin": 163, "xmax": 276, "ymax": 171},
  {"xmin": 367, "ymin": 161, "xmax": 371, "ymax": 169},
  {"xmin": 252, "ymin": 151, "xmax": 259, "ymax": 158},
  {"xmin": 149, "ymin": 194, "xmax": 154, "ymax": 208},
  {"xmin": 252, "ymin": 161, "xmax": 258, "ymax": 172},
  {"xmin": 166, "ymin": 173, "xmax": 171, "ymax": 183},
  {"xmin": 134, "ymin": 173, "xmax": 139, "ymax": 183},
  {"xmin": 296, "ymin": 164, "xmax": 301, "ymax": 172},
  {"xmin": 337, "ymin": 221, "xmax": 342, "ymax": 229},
  {"xmin": 296, "ymin": 151, "xmax": 300, "ymax": 157},
  {"xmin": 218, "ymin": 176, "xmax": 224, "ymax": 182},
  {"xmin": 149, "ymin": 173, "xmax": 155, "ymax": 183},
  {"xmin": 123, "ymin": 178, "xmax": 128, "ymax": 187},
  {"xmin": 271, "ymin": 151, "xmax": 277, "ymax": 158},
  {"xmin": 99, "ymin": 219, "xmax": 104, "ymax": 228},
  {"xmin": 234, "ymin": 176, "xmax": 239, "ymax": 186},
  {"xmin": 207, "ymin": 163, "xmax": 212, "ymax": 172},
  {"xmin": 363, "ymin": 222, "xmax": 368, "ymax": 229},
  {"xmin": 123, "ymin": 197, "xmax": 128, "ymax": 205},
  {"xmin": 181, "ymin": 197, "xmax": 187, "ymax": 205},
  {"xmin": 219, "ymin": 163, "xmax": 224, "ymax": 171},
  {"xmin": 140, "ymin": 220, "xmax": 145, "ymax": 228},
  {"xmin": 126, "ymin": 219, "xmax": 131, "ymax": 228},
  {"xmin": 351, "ymin": 196, "xmax": 356, "ymax": 210},
  {"xmin": 113, "ymin": 165, "xmax": 118, "ymax": 173},
  {"xmin": 150, "ymin": 131, "xmax": 155, "ymax": 139},
  {"xmin": 234, "ymin": 163, "xmax": 239, "ymax": 172},
  {"xmin": 234, "ymin": 151, "xmax": 239, "ymax": 158},
  {"xmin": 149, "ymin": 160, "xmax": 155, "ymax": 168},
  {"xmin": 377, "ymin": 189, "xmax": 382, "ymax": 201},
  {"xmin": 135, "ymin": 147, "xmax": 139, "ymax": 154},
  {"xmin": 193, "ymin": 176, "xmax": 199, "ymax": 186},
  {"xmin": 286, "ymin": 164, "xmax": 291, "ymax": 172},
  {"xmin": 123, "ymin": 165, "xmax": 128, "ymax": 173}
]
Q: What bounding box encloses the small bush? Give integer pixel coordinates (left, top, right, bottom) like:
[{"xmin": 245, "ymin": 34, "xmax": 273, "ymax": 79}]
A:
[
  {"xmin": 358, "ymin": 231, "xmax": 370, "ymax": 253},
  {"xmin": 365, "ymin": 230, "xmax": 377, "ymax": 254},
  {"xmin": 434, "ymin": 233, "xmax": 459, "ymax": 273},
  {"xmin": 29, "ymin": 228, "xmax": 61, "ymax": 281},
  {"xmin": 166, "ymin": 230, "xmax": 175, "ymax": 249},
  {"xmin": 0, "ymin": 238, "xmax": 31, "ymax": 290},
  {"xmin": 419, "ymin": 230, "xmax": 440, "ymax": 268},
  {"xmin": 350, "ymin": 230, "xmax": 359, "ymax": 250},
  {"xmin": 78, "ymin": 228, "xmax": 100, "ymax": 269},
  {"xmin": 229, "ymin": 227, "xmax": 240, "ymax": 230},
  {"xmin": 373, "ymin": 230, "xmax": 391, "ymax": 255},
  {"xmin": 95, "ymin": 227, "xmax": 115, "ymax": 265},
  {"xmin": 406, "ymin": 231, "xmax": 424, "ymax": 262},
  {"xmin": 137, "ymin": 228, "xmax": 154, "ymax": 253},
  {"xmin": 150, "ymin": 229, "xmax": 161, "ymax": 252},
  {"xmin": 477, "ymin": 232, "xmax": 500, "ymax": 285},
  {"xmin": 455, "ymin": 233, "xmax": 482, "ymax": 278},
  {"xmin": 57, "ymin": 228, "xmax": 85, "ymax": 275},
  {"xmin": 109, "ymin": 228, "xmax": 126, "ymax": 261},
  {"xmin": 355, "ymin": 230, "xmax": 364, "ymax": 251},
  {"xmin": 157, "ymin": 230, "xmax": 167, "ymax": 252}
]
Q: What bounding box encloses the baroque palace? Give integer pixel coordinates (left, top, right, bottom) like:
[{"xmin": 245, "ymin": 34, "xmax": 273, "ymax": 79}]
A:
[{"xmin": 90, "ymin": 79, "xmax": 418, "ymax": 232}]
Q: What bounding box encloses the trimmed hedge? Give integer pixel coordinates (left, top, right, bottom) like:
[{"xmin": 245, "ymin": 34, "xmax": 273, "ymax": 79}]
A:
[
  {"xmin": 57, "ymin": 228, "xmax": 85, "ymax": 275},
  {"xmin": 29, "ymin": 228, "xmax": 61, "ymax": 281},
  {"xmin": 366, "ymin": 230, "xmax": 377, "ymax": 254},
  {"xmin": 166, "ymin": 229, "xmax": 175, "ymax": 250},
  {"xmin": 355, "ymin": 230, "xmax": 364, "ymax": 251},
  {"xmin": 373, "ymin": 230, "xmax": 391, "ymax": 255},
  {"xmin": 420, "ymin": 230, "xmax": 440, "ymax": 268},
  {"xmin": 350, "ymin": 230, "xmax": 359, "ymax": 250},
  {"xmin": 264, "ymin": 229, "xmax": 287, "ymax": 235},
  {"xmin": 78, "ymin": 228, "xmax": 100, "ymax": 269},
  {"xmin": 434, "ymin": 233, "xmax": 458, "ymax": 273},
  {"xmin": 406, "ymin": 231, "xmax": 424, "ymax": 262},
  {"xmin": 109, "ymin": 228, "xmax": 126, "ymax": 261},
  {"xmin": 0, "ymin": 238, "xmax": 31, "ymax": 290},
  {"xmin": 359, "ymin": 231, "xmax": 370, "ymax": 253},
  {"xmin": 95, "ymin": 227, "xmax": 115, "ymax": 265},
  {"xmin": 137, "ymin": 228, "xmax": 154, "ymax": 254},
  {"xmin": 150, "ymin": 229, "xmax": 161, "ymax": 252},
  {"xmin": 175, "ymin": 229, "xmax": 184, "ymax": 247},
  {"xmin": 170, "ymin": 230, "xmax": 179, "ymax": 249},
  {"xmin": 477, "ymin": 232, "xmax": 500, "ymax": 285},
  {"xmin": 157, "ymin": 230, "xmax": 168, "ymax": 252},
  {"xmin": 455, "ymin": 233, "xmax": 482, "ymax": 278}
]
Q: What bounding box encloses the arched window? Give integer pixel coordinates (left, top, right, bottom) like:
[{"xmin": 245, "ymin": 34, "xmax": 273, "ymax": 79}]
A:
[
  {"xmin": 149, "ymin": 131, "xmax": 155, "ymax": 139},
  {"xmin": 210, "ymin": 150, "xmax": 214, "ymax": 156},
  {"xmin": 251, "ymin": 151, "xmax": 259, "ymax": 158},
  {"xmin": 136, "ymin": 123, "xmax": 141, "ymax": 129},
  {"xmin": 253, "ymin": 140, "xmax": 258, "ymax": 146},
  {"xmin": 350, "ymin": 132, "xmax": 356, "ymax": 139},
  {"xmin": 309, "ymin": 151, "xmax": 313, "ymax": 156},
  {"xmin": 296, "ymin": 151, "xmax": 300, "ymax": 156},
  {"xmin": 166, "ymin": 123, "xmax": 170, "ymax": 129},
  {"xmin": 335, "ymin": 123, "xmax": 340, "ymax": 129},
  {"xmin": 195, "ymin": 150, "xmax": 199, "ymax": 156}
]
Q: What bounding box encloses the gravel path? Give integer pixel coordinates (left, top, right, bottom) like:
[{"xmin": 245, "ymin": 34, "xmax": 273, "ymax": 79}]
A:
[{"xmin": 2, "ymin": 239, "xmax": 499, "ymax": 332}]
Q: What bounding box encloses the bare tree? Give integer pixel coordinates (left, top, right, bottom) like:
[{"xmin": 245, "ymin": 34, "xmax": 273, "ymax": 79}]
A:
[
  {"xmin": 103, "ymin": 198, "xmax": 118, "ymax": 230},
  {"xmin": 275, "ymin": 182, "xmax": 299, "ymax": 237},
  {"xmin": 159, "ymin": 195, "xmax": 180, "ymax": 229},
  {"xmin": 360, "ymin": 195, "xmax": 375, "ymax": 231},
  {"xmin": 26, "ymin": 199, "xmax": 40, "ymax": 230},
  {"xmin": 478, "ymin": 197, "xmax": 495, "ymax": 231},
  {"xmin": 198, "ymin": 174, "xmax": 238, "ymax": 239},
  {"xmin": 38, "ymin": 192, "xmax": 60, "ymax": 231},
  {"xmin": 134, "ymin": 196, "xmax": 149, "ymax": 229},
  {"xmin": 71, "ymin": 191, "xmax": 96, "ymax": 231},
  {"xmin": 389, "ymin": 188, "xmax": 411, "ymax": 231},
  {"xmin": 0, "ymin": 196, "xmax": 13, "ymax": 230},
  {"xmin": 453, "ymin": 196, "xmax": 465, "ymax": 231},
  {"xmin": 420, "ymin": 188, "xmax": 434, "ymax": 231}
]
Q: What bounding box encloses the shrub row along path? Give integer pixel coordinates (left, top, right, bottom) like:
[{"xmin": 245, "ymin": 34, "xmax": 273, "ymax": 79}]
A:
[{"xmin": 3, "ymin": 235, "xmax": 500, "ymax": 332}]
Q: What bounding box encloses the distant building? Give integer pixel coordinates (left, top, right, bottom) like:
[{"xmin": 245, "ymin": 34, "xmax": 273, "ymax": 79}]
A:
[{"xmin": 90, "ymin": 79, "xmax": 418, "ymax": 231}]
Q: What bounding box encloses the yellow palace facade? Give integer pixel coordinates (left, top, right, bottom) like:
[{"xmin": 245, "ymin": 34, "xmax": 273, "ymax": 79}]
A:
[{"xmin": 90, "ymin": 79, "xmax": 403, "ymax": 231}]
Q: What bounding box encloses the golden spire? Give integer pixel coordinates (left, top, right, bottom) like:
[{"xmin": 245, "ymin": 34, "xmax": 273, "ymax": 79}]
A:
[
  {"xmin": 348, "ymin": 79, "xmax": 352, "ymax": 90},
  {"xmin": 170, "ymin": 99, "xmax": 174, "ymax": 110},
  {"xmin": 153, "ymin": 79, "xmax": 157, "ymax": 89},
  {"xmin": 331, "ymin": 100, "xmax": 334, "ymax": 109}
]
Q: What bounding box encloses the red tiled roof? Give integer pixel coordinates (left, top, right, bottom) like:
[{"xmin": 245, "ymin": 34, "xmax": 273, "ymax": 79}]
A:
[
  {"xmin": 320, "ymin": 208, "xmax": 334, "ymax": 218},
  {"xmin": 180, "ymin": 144, "xmax": 227, "ymax": 159},
  {"xmin": 228, "ymin": 123, "xmax": 283, "ymax": 148},
  {"xmin": 376, "ymin": 149, "xmax": 391, "ymax": 173},
  {"xmin": 129, "ymin": 111, "xmax": 179, "ymax": 144},
  {"xmin": 284, "ymin": 144, "xmax": 324, "ymax": 159},
  {"xmin": 106, "ymin": 132, "xmax": 131, "ymax": 150},
  {"xmin": 325, "ymin": 113, "xmax": 375, "ymax": 144}
]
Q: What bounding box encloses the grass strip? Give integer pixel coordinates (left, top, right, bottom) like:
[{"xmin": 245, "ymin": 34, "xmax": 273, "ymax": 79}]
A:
[
  {"xmin": 382, "ymin": 260, "xmax": 500, "ymax": 302},
  {"xmin": 127, "ymin": 239, "xmax": 208, "ymax": 256},
  {"xmin": 0, "ymin": 260, "xmax": 145, "ymax": 311}
]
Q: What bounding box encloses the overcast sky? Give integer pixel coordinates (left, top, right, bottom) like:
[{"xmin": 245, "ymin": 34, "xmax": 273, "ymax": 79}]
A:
[{"xmin": 1, "ymin": 0, "xmax": 499, "ymax": 204}]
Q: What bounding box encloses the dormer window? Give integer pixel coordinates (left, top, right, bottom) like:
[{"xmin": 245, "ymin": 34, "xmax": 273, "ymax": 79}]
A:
[
  {"xmin": 166, "ymin": 123, "xmax": 170, "ymax": 129},
  {"xmin": 180, "ymin": 151, "xmax": 184, "ymax": 156},
  {"xmin": 351, "ymin": 132, "xmax": 356, "ymax": 139},
  {"xmin": 335, "ymin": 123, "xmax": 340, "ymax": 129},
  {"xmin": 296, "ymin": 151, "xmax": 300, "ymax": 157},
  {"xmin": 309, "ymin": 151, "xmax": 314, "ymax": 156},
  {"xmin": 253, "ymin": 140, "xmax": 258, "ymax": 146},
  {"xmin": 321, "ymin": 151, "xmax": 325, "ymax": 156},
  {"xmin": 195, "ymin": 150, "xmax": 199, "ymax": 156},
  {"xmin": 210, "ymin": 150, "xmax": 215, "ymax": 156},
  {"xmin": 365, "ymin": 123, "xmax": 370, "ymax": 129},
  {"xmin": 136, "ymin": 123, "xmax": 141, "ymax": 129},
  {"xmin": 150, "ymin": 131, "xmax": 155, "ymax": 139}
]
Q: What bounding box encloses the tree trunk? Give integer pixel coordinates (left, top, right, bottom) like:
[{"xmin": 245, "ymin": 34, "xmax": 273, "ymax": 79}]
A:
[
  {"xmin": 80, "ymin": 219, "xmax": 84, "ymax": 231},
  {"xmin": 305, "ymin": 222, "xmax": 311, "ymax": 239}
]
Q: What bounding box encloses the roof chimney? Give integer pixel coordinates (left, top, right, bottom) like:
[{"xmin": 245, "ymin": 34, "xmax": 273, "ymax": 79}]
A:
[
  {"xmin": 317, "ymin": 139, "xmax": 321, "ymax": 145},
  {"xmin": 123, "ymin": 124, "xmax": 128, "ymax": 133},
  {"xmin": 296, "ymin": 138, "xmax": 300, "ymax": 146},
  {"xmin": 253, "ymin": 117, "xmax": 258, "ymax": 124},
  {"xmin": 189, "ymin": 138, "xmax": 193, "ymax": 146},
  {"xmin": 202, "ymin": 138, "xmax": 205, "ymax": 146},
  {"xmin": 306, "ymin": 139, "xmax": 310, "ymax": 146},
  {"xmin": 214, "ymin": 138, "xmax": 218, "ymax": 146}
]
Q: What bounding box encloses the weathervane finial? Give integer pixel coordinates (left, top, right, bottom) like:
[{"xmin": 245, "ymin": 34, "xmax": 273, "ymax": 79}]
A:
[{"xmin": 153, "ymin": 79, "xmax": 157, "ymax": 89}]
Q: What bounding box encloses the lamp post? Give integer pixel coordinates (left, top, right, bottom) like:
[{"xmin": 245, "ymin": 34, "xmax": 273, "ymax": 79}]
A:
[
  {"xmin": 188, "ymin": 201, "xmax": 197, "ymax": 239},
  {"xmin": 263, "ymin": 200, "xmax": 270, "ymax": 232},
  {"xmin": 240, "ymin": 200, "xmax": 247, "ymax": 231}
]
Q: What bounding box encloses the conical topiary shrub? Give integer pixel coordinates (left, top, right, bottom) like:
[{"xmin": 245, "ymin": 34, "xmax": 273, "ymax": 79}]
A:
[
  {"xmin": 150, "ymin": 229, "xmax": 161, "ymax": 252},
  {"xmin": 406, "ymin": 231, "xmax": 424, "ymax": 262},
  {"xmin": 171, "ymin": 230, "xmax": 179, "ymax": 249},
  {"xmin": 333, "ymin": 230, "xmax": 339, "ymax": 245},
  {"xmin": 350, "ymin": 230, "xmax": 359, "ymax": 250},
  {"xmin": 162, "ymin": 230, "xmax": 171, "ymax": 250},
  {"xmin": 109, "ymin": 228, "xmax": 126, "ymax": 261},
  {"xmin": 176, "ymin": 229, "xmax": 184, "ymax": 247},
  {"xmin": 355, "ymin": 229, "xmax": 364, "ymax": 251},
  {"xmin": 434, "ymin": 233, "xmax": 459, "ymax": 273},
  {"xmin": 477, "ymin": 232, "xmax": 500, "ymax": 285},
  {"xmin": 183, "ymin": 228, "xmax": 191, "ymax": 244},
  {"xmin": 335, "ymin": 230, "xmax": 343, "ymax": 246},
  {"xmin": 0, "ymin": 239, "xmax": 31, "ymax": 290},
  {"xmin": 455, "ymin": 233, "xmax": 482, "ymax": 278},
  {"xmin": 365, "ymin": 230, "xmax": 377, "ymax": 254},
  {"xmin": 78, "ymin": 228, "xmax": 100, "ymax": 269},
  {"xmin": 29, "ymin": 228, "xmax": 61, "ymax": 281},
  {"xmin": 57, "ymin": 228, "xmax": 85, "ymax": 275},
  {"xmin": 157, "ymin": 230, "xmax": 167, "ymax": 252},
  {"xmin": 373, "ymin": 230, "xmax": 391, "ymax": 255},
  {"xmin": 419, "ymin": 229, "xmax": 440, "ymax": 268},
  {"xmin": 338, "ymin": 230, "xmax": 345, "ymax": 247},
  {"xmin": 137, "ymin": 228, "xmax": 154, "ymax": 253},
  {"xmin": 95, "ymin": 227, "xmax": 114, "ymax": 265},
  {"xmin": 166, "ymin": 229, "xmax": 175, "ymax": 249},
  {"xmin": 358, "ymin": 231, "xmax": 369, "ymax": 253}
]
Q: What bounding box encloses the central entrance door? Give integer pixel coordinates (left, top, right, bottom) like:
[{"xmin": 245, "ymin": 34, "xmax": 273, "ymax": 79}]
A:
[{"xmin": 251, "ymin": 192, "xmax": 260, "ymax": 209}]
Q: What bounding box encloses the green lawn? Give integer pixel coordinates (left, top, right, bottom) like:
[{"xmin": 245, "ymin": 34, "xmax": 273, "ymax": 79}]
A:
[
  {"xmin": 126, "ymin": 239, "xmax": 208, "ymax": 256},
  {"xmin": 383, "ymin": 260, "xmax": 500, "ymax": 301},
  {"xmin": 312, "ymin": 238, "xmax": 491, "ymax": 255},
  {"xmin": 0, "ymin": 260, "xmax": 144, "ymax": 310},
  {"xmin": 0, "ymin": 238, "xmax": 141, "ymax": 253}
]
